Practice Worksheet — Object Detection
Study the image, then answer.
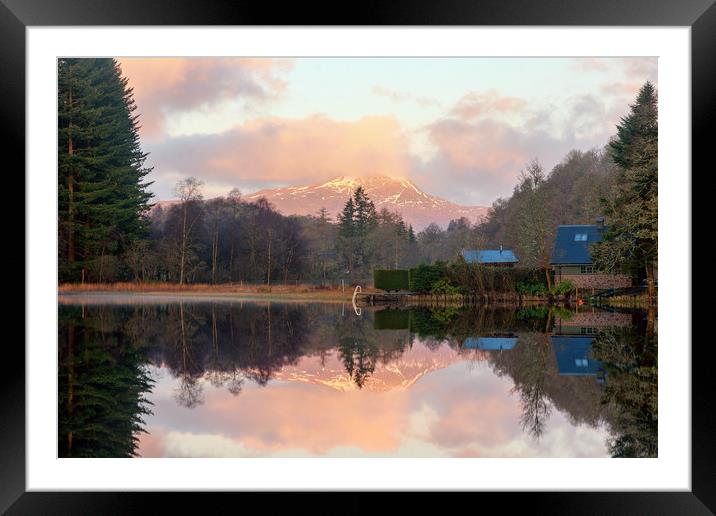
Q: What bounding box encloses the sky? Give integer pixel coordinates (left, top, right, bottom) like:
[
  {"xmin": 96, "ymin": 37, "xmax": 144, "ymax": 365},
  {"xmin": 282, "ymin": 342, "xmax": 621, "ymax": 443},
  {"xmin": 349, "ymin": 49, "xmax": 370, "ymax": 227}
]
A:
[
  {"xmin": 137, "ymin": 342, "xmax": 610, "ymax": 458},
  {"xmin": 118, "ymin": 57, "xmax": 657, "ymax": 206}
]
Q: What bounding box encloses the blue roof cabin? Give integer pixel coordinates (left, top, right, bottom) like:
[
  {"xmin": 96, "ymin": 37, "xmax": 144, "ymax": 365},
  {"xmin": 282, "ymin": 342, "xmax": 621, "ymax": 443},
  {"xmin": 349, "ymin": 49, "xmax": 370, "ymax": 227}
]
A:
[
  {"xmin": 463, "ymin": 335, "xmax": 519, "ymax": 350},
  {"xmin": 550, "ymin": 335, "xmax": 605, "ymax": 383},
  {"xmin": 461, "ymin": 247, "xmax": 518, "ymax": 267},
  {"xmin": 549, "ymin": 217, "xmax": 631, "ymax": 290}
]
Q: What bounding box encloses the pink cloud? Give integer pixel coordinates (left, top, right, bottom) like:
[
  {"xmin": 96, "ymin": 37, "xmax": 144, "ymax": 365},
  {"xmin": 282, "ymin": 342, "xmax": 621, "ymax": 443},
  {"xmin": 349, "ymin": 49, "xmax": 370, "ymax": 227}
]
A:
[
  {"xmin": 148, "ymin": 115, "xmax": 413, "ymax": 188},
  {"xmin": 450, "ymin": 90, "xmax": 527, "ymax": 120},
  {"xmin": 118, "ymin": 58, "xmax": 292, "ymax": 138},
  {"xmin": 600, "ymin": 82, "xmax": 645, "ymax": 97}
]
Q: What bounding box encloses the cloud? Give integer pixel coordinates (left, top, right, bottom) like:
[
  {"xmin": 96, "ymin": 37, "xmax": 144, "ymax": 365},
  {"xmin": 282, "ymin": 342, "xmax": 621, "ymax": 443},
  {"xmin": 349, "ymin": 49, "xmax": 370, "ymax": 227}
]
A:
[
  {"xmin": 570, "ymin": 58, "xmax": 612, "ymax": 72},
  {"xmin": 450, "ymin": 90, "xmax": 527, "ymax": 120},
  {"xmin": 409, "ymin": 85, "xmax": 636, "ymax": 205},
  {"xmin": 412, "ymin": 117, "xmax": 568, "ymax": 205},
  {"xmin": 372, "ymin": 85, "xmax": 412, "ymax": 103},
  {"xmin": 118, "ymin": 58, "xmax": 292, "ymax": 139},
  {"xmin": 570, "ymin": 57, "xmax": 657, "ymax": 88},
  {"xmin": 146, "ymin": 115, "xmax": 413, "ymax": 192},
  {"xmin": 372, "ymin": 85, "xmax": 440, "ymax": 107},
  {"xmin": 620, "ymin": 58, "xmax": 657, "ymax": 83},
  {"xmin": 600, "ymin": 82, "xmax": 645, "ymax": 97}
]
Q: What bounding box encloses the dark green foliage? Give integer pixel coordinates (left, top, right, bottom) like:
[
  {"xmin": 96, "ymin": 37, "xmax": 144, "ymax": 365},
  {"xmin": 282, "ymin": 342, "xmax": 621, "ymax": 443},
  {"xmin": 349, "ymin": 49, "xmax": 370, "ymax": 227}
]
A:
[
  {"xmin": 409, "ymin": 263, "xmax": 448, "ymax": 293},
  {"xmin": 516, "ymin": 282, "xmax": 549, "ymax": 295},
  {"xmin": 58, "ymin": 308, "xmax": 154, "ymax": 457},
  {"xmin": 373, "ymin": 269, "xmax": 410, "ymax": 291},
  {"xmin": 336, "ymin": 187, "xmax": 381, "ymax": 280},
  {"xmin": 445, "ymin": 262, "xmax": 545, "ymax": 295},
  {"xmin": 591, "ymin": 82, "xmax": 658, "ymax": 297},
  {"xmin": 58, "ymin": 58, "xmax": 153, "ymax": 282},
  {"xmin": 552, "ymin": 280, "xmax": 575, "ymax": 296},
  {"xmin": 373, "ymin": 309, "xmax": 411, "ymax": 330},
  {"xmin": 591, "ymin": 317, "xmax": 657, "ymax": 458}
]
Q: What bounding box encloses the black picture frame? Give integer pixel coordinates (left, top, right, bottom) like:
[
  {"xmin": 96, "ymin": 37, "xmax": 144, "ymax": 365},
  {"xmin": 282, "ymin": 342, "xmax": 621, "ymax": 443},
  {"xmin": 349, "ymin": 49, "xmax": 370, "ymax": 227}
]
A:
[{"xmin": 3, "ymin": 0, "xmax": 710, "ymax": 512}]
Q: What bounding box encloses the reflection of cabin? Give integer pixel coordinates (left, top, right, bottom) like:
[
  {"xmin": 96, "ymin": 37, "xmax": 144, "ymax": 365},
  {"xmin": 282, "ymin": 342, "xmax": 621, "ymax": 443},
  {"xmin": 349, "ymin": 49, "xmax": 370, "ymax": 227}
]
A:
[
  {"xmin": 554, "ymin": 311, "xmax": 632, "ymax": 334},
  {"xmin": 463, "ymin": 334, "xmax": 518, "ymax": 350},
  {"xmin": 549, "ymin": 218, "xmax": 631, "ymax": 290},
  {"xmin": 550, "ymin": 335, "xmax": 605, "ymax": 383},
  {"xmin": 461, "ymin": 247, "xmax": 518, "ymax": 267}
]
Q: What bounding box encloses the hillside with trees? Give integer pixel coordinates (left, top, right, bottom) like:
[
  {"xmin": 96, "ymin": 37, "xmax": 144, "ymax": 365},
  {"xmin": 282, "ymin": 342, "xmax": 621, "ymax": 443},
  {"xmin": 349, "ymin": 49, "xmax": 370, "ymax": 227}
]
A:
[{"xmin": 57, "ymin": 59, "xmax": 656, "ymax": 290}]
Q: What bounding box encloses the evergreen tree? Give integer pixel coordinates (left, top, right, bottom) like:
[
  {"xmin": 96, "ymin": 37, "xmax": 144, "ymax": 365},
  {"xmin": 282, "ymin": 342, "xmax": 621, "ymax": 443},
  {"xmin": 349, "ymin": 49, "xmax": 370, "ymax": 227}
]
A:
[
  {"xmin": 58, "ymin": 307, "xmax": 154, "ymax": 457},
  {"xmin": 338, "ymin": 197, "xmax": 355, "ymax": 238},
  {"xmin": 58, "ymin": 58, "xmax": 153, "ymax": 283},
  {"xmin": 591, "ymin": 82, "xmax": 658, "ymax": 300},
  {"xmin": 408, "ymin": 225, "xmax": 417, "ymax": 244},
  {"xmin": 352, "ymin": 186, "xmax": 377, "ymax": 237}
]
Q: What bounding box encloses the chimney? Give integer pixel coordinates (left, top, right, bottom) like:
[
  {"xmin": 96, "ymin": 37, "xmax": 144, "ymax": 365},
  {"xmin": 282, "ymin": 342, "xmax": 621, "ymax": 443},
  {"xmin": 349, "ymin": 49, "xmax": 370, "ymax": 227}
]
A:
[{"xmin": 596, "ymin": 216, "xmax": 605, "ymax": 229}]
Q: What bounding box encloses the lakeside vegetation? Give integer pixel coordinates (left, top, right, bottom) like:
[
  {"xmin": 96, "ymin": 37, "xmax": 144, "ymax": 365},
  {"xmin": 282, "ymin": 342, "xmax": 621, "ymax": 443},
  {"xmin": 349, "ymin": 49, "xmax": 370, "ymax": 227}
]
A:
[
  {"xmin": 59, "ymin": 301, "xmax": 656, "ymax": 457},
  {"xmin": 58, "ymin": 58, "xmax": 657, "ymax": 303}
]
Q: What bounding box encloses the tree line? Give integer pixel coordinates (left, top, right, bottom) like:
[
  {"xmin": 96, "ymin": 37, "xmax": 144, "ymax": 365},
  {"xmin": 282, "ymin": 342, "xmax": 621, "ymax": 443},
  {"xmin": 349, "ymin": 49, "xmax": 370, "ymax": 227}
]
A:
[
  {"xmin": 59, "ymin": 301, "xmax": 655, "ymax": 457},
  {"xmin": 58, "ymin": 58, "xmax": 656, "ymax": 291}
]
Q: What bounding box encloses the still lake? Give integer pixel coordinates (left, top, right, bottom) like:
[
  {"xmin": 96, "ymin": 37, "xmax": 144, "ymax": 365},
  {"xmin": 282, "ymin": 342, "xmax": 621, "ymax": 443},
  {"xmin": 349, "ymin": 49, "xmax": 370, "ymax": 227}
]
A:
[{"xmin": 58, "ymin": 295, "xmax": 657, "ymax": 458}]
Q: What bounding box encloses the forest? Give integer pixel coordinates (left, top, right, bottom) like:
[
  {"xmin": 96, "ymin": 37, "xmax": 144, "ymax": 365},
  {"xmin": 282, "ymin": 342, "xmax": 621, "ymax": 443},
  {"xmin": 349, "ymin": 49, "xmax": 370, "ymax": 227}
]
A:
[{"xmin": 58, "ymin": 58, "xmax": 657, "ymax": 292}]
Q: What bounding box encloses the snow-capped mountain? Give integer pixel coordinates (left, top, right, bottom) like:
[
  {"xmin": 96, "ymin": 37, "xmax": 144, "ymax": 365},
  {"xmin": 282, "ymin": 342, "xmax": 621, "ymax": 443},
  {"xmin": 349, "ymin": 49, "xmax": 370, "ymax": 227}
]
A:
[
  {"xmin": 245, "ymin": 176, "xmax": 489, "ymax": 230},
  {"xmin": 272, "ymin": 342, "xmax": 487, "ymax": 392}
]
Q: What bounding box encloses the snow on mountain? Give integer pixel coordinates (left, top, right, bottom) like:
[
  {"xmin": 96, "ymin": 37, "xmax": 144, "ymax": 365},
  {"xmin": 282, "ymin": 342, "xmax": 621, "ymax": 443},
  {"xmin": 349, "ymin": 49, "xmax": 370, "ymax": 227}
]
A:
[
  {"xmin": 272, "ymin": 341, "xmax": 488, "ymax": 392},
  {"xmin": 245, "ymin": 176, "xmax": 489, "ymax": 230}
]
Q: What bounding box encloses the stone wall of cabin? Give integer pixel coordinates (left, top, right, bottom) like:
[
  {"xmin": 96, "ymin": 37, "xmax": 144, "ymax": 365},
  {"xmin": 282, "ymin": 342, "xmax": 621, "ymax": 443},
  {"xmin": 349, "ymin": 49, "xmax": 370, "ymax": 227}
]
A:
[
  {"xmin": 556, "ymin": 311, "xmax": 633, "ymax": 328},
  {"xmin": 560, "ymin": 274, "xmax": 632, "ymax": 290}
]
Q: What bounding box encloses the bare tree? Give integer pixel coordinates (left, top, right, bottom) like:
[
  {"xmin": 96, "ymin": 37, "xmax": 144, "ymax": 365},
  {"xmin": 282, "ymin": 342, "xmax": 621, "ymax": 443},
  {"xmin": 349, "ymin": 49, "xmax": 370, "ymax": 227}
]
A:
[
  {"xmin": 518, "ymin": 159, "xmax": 554, "ymax": 289},
  {"xmin": 173, "ymin": 177, "xmax": 204, "ymax": 285}
]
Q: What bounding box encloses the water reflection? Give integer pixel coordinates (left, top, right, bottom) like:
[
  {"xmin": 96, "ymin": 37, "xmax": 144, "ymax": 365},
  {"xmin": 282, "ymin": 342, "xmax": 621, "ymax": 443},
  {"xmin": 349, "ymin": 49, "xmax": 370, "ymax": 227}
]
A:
[{"xmin": 58, "ymin": 297, "xmax": 657, "ymax": 458}]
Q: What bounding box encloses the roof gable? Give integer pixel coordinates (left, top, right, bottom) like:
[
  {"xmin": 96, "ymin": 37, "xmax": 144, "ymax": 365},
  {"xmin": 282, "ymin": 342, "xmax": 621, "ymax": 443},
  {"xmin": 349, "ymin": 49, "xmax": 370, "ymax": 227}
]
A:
[{"xmin": 549, "ymin": 225, "xmax": 606, "ymax": 265}]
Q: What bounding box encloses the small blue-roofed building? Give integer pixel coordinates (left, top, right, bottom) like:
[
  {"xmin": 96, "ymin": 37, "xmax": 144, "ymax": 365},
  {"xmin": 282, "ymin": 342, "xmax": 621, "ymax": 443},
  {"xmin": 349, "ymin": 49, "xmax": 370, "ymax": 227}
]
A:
[
  {"xmin": 549, "ymin": 217, "xmax": 631, "ymax": 290},
  {"xmin": 461, "ymin": 247, "xmax": 518, "ymax": 267},
  {"xmin": 551, "ymin": 335, "xmax": 605, "ymax": 382},
  {"xmin": 463, "ymin": 335, "xmax": 519, "ymax": 350}
]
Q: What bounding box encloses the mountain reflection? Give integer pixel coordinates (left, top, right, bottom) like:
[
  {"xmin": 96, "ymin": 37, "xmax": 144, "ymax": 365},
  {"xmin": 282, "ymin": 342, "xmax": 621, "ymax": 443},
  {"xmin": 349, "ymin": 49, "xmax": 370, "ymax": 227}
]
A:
[{"xmin": 58, "ymin": 298, "xmax": 657, "ymax": 458}]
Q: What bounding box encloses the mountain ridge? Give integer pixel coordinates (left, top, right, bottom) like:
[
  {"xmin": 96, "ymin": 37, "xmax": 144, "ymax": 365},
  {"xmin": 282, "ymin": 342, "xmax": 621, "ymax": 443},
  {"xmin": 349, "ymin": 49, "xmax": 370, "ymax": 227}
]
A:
[{"xmin": 245, "ymin": 175, "xmax": 489, "ymax": 230}]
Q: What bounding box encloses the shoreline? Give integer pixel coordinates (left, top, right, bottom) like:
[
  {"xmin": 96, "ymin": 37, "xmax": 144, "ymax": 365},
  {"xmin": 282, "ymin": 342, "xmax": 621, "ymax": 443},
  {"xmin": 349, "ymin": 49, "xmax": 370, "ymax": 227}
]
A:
[{"xmin": 58, "ymin": 283, "xmax": 356, "ymax": 303}]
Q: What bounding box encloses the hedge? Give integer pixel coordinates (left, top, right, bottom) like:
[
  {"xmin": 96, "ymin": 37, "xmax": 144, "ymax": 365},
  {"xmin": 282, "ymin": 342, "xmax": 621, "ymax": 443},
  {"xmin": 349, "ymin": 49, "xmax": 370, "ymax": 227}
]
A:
[
  {"xmin": 373, "ymin": 308, "xmax": 411, "ymax": 330},
  {"xmin": 373, "ymin": 269, "xmax": 410, "ymax": 291}
]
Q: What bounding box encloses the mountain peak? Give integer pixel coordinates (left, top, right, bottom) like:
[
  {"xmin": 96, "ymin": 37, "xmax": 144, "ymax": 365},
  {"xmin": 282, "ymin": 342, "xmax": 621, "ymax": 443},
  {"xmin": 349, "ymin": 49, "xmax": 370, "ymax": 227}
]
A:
[{"xmin": 246, "ymin": 175, "xmax": 488, "ymax": 230}]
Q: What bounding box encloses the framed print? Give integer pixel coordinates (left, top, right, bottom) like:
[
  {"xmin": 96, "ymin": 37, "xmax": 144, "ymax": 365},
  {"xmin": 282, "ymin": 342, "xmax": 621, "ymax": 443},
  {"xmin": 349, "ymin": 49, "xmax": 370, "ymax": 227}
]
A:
[{"xmin": 3, "ymin": 0, "xmax": 712, "ymax": 512}]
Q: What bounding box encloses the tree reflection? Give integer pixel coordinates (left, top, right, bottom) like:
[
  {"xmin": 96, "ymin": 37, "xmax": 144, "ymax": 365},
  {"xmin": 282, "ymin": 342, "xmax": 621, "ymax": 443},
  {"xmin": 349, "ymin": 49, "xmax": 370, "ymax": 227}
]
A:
[
  {"xmin": 58, "ymin": 306, "xmax": 154, "ymax": 457},
  {"xmin": 591, "ymin": 309, "xmax": 657, "ymax": 458},
  {"xmin": 58, "ymin": 301, "xmax": 656, "ymax": 457}
]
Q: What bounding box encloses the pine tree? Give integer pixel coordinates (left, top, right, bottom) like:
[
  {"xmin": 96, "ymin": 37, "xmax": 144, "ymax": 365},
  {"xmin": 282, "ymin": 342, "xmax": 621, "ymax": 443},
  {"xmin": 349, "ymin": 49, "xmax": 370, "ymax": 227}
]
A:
[
  {"xmin": 338, "ymin": 197, "xmax": 355, "ymax": 238},
  {"xmin": 408, "ymin": 225, "xmax": 417, "ymax": 244},
  {"xmin": 352, "ymin": 186, "xmax": 377, "ymax": 237},
  {"xmin": 58, "ymin": 58, "xmax": 153, "ymax": 283},
  {"xmin": 591, "ymin": 82, "xmax": 658, "ymax": 300}
]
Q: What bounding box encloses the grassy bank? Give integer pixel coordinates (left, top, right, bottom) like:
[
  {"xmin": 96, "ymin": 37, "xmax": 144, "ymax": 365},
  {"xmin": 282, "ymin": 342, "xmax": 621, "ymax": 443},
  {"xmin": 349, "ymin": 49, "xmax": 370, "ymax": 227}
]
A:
[{"xmin": 58, "ymin": 282, "xmax": 357, "ymax": 301}]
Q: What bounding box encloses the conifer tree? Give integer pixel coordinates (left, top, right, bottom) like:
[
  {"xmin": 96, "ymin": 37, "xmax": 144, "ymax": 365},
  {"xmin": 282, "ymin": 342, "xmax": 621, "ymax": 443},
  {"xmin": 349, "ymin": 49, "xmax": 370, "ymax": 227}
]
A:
[
  {"xmin": 408, "ymin": 225, "xmax": 417, "ymax": 244},
  {"xmin": 352, "ymin": 186, "xmax": 377, "ymax": 237},
  {"xmin": 338, "ymin": 197, "xmax": 355, "ymax": 238},
  {"xmin": 58, "ymin": 58, "xmax": 153, "ymax": 282},
  {"xmin": 591, "ymin": 82, "xmax": 658, "ymax": 300}
]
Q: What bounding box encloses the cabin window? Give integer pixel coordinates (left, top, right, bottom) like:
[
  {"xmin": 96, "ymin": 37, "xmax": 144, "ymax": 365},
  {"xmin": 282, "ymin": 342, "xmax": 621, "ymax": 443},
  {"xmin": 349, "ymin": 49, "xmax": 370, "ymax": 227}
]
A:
[
  {"xmin": 575, "ymin": 358, "xmax": 589, "ymax": 367},
  {"xmin": 574, "ymin": 233, "xmax": 588, "ymax": 241},
  {"xmin": 580, "ymin": 265, "xmax": 595, "ymax": 274},
  {"xmin": 580, "ymin": 327, "xmax": 597, "ymax": 334}
]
